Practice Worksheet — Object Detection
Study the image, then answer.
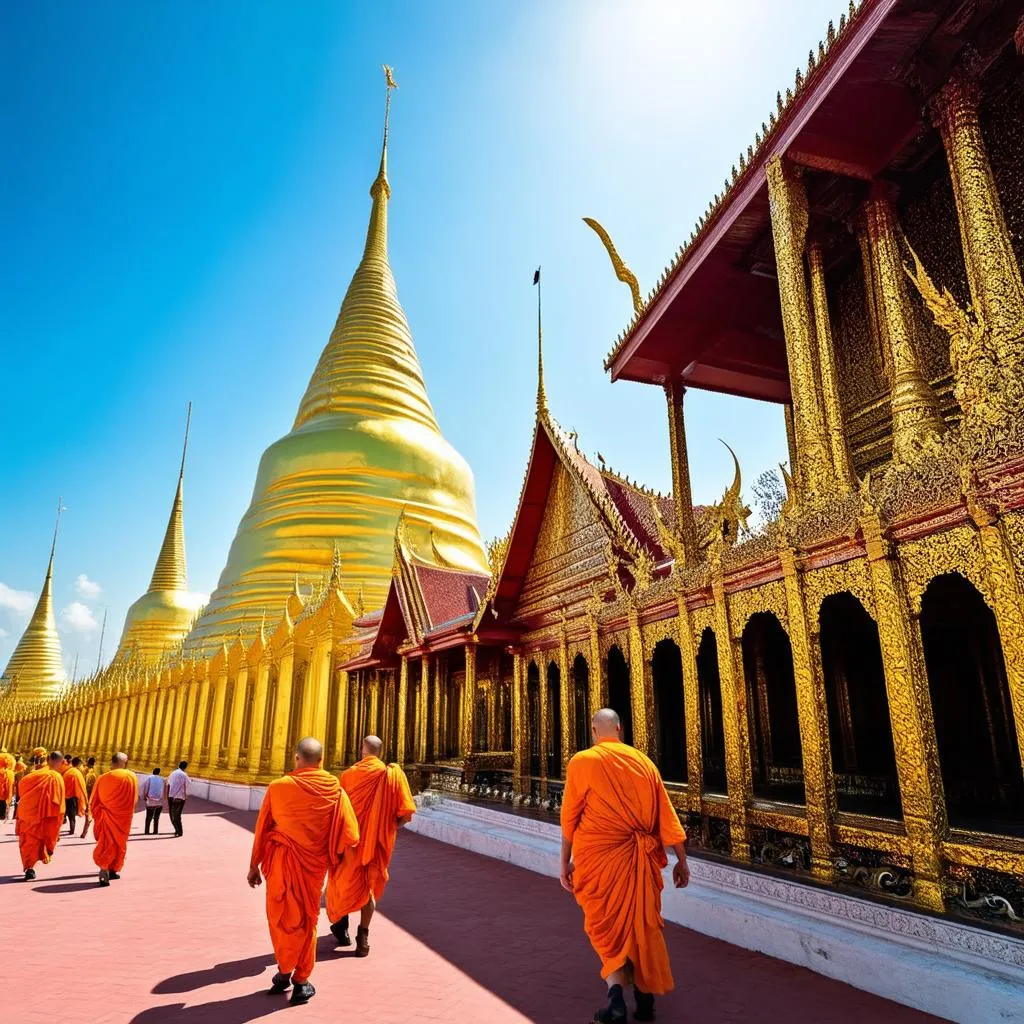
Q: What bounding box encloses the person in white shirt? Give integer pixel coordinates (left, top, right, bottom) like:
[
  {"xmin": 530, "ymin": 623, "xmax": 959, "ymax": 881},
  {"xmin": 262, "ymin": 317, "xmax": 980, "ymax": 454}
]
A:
[
  {"xmin": 141, "ymin": 767, "xmax": 166, "ymax": 834},
  {"xmin": 167, "ymin": 760, "xmax": 190, "ymax": 838}
]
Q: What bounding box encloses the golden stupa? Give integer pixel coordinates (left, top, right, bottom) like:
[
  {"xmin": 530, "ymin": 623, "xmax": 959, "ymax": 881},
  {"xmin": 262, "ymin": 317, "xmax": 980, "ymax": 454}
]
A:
[
  {"xmin": 117, "ymin": 405, "xmax": 206, "ymax": 663},
  {"xmin": 1, "ymin": 504, "xmax": 67, "ymax": 701},
  {"xmin": 186, "ymin": 70, "xmax": 488, "ymax": 651}
]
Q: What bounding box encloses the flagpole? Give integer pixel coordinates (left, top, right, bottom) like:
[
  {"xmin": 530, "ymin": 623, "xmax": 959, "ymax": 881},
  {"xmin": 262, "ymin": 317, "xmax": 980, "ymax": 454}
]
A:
[{"xmin": 534, "ymin": 267, "xmax": 546, "ymax": 413}]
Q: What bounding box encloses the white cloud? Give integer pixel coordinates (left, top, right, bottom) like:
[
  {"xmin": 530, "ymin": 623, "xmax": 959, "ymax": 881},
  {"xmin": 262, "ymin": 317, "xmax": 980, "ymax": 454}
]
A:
[
  {"xmin": 61, "ymin": 601, "xmax": 99, "ymax": 634},
  {"xmin": 75, "ymin": 574, "xmax": 103, "ymax": 599},
  {"xmin": 0, "ymin": 627, "xmax": 7, "ymax": 638},
  {"xmin": 0, "ymin": 582, "xmax": 35, "ymax": 616}
]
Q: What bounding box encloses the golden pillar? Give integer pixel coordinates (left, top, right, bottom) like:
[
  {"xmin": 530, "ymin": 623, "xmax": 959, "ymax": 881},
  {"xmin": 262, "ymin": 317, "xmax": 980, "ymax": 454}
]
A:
[
  {"xmin": 246, "ymin": 660, "xmax": 271, "ymax": 777},
  {"xmin": 309, "ymin": 635, "xmax": 332, "ymax": 742},
  {"xmin": 664, "ymin": 379, "xmax": 698, "ymax": 560},
  {"xmin": 461, "ymin": 643, "xmax": 477, "ymax": 757},
  {"xmin": 269, "ymin": 645, "xmax": 296, "ymax": 776},
  {"xmin": 181, "ymin": 677, "xmax": 202, "ymax": 765},
  {"xmin": 418, "ymin": 655, "xmax": 430, "ymax": 762},
  {"xmin": 396, "ymin": 655, "xmax": 409, "ymax": 764},
  {"xmin": 159, "ymin": 685, "xmax": 180, "ymax": 766},
  {"xmin": 862, "ymin": 513, "xmax": 946, "ymax": 910},
  {"xmin": 587, "ymin": 614, "xmax": 604, "ymax": 713},
  {"xmin": 765, "ymin": 155, "xmax": 833, "ymax": 503},
  {"xmin": 860, "ymin": 196, "xmax": 946, "ymax": 462},
  {"xmin": 676, "ymin": 590, "xmax": 703, "ymax": 811},
  {"xmin": 205, "ymin": 664, "xmax": 230, "ymax": 770},
  {"xmin": 808, "ymin": 243, "xmax": 855, "ymax": 490},
  {"xmin": 226, "ymin": 664, "xmax": 250, "ymax": 772},
  {"xmin": 538, "ymin": 652, "xmax": 550, "ymax": 782},
  {"xmin": 713, "ymin": 571, "xmax": 751, "ymax": 859},
  {"xmin": 331, "ymin": 668, "xmax": 350, "ymax": 768},
  {"xmin": 779, "ymin": 548, "xmax": 836, "ymax": 881},
  {"xmin": 189, "ymin": 669, "xmax": 211, "ymax": 766},
  {"xmin": 142, "ymin": 687, "xmax": 161, "ymax": 763},
  {"xmin": 558, "ymin": 626, "xmax": 572, "ymax": 769},
  {"xmin": 627, "ymin": 606, "xmax": 652, "ymax": 755},
  {"xmin": 512, "ymin": 649, "xmax": 526, "ymax": 793}
]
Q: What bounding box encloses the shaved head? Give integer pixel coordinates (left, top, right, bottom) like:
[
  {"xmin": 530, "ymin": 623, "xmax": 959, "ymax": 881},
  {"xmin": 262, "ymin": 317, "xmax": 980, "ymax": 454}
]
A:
[
  {"xmin": 295, "ymin": 737, "xmax": 323, "ymax": 767},
  {"xmin": 47, "ymin": 751, "xmax": 63, "ymax": 765},
  {"xmin": 111, "ymin": 752, "xmax": 128, "ymax": 768},
  {"xmin": 362, "ymin": 735, "xmax": 383, "ymax": 758},
  {"xmin": 591, "ymin": 708, "xmax": 622, "ymax": 741}
]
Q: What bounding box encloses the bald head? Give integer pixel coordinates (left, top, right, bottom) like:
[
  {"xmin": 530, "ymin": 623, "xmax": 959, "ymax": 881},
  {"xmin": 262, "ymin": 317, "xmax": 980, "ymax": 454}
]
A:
[
  {"xmin": 295, "ymin": 737, "xmax": 323, "ymax": 767},
  {"xmin": 362, "ymin": 735, "xmax": 383, "ymax": 758},
  {"xmin": 591, "ymin": 708, "xmax": 622, "ymax": 742},
  {"xmin": 47, "ymin": 751, "xmax": 63, "ymax": 766},
  {"xmin": 111, "ymin": 752, "xmax": 128, "ymax": 768}
]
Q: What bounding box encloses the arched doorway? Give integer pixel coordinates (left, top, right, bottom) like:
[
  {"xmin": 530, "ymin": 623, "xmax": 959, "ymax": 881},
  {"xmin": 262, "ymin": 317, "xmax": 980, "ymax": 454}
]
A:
[
  {"xmin": 697, "ymin": 629, "xmax": 727, "ymax": 793},
  {"xmin": 741, "ymin": 613, "xmax": 805, "ymax": 803},
  {"xmin": 547, "ymin": 661, "xmax": 562, "ymax": 779},
  {"xmin": 573, "ymin": 654, "xmax": 590, "ymax": 752},
  {"xmin": 819, "ymin": 593, "xmax": 901, "ymax": 817},
  {"xmin": 921, "ymin": 574, "xmax": 1024, "ymax": 836},
  {"xmin": 652, "ymin": 639, "xmax": 686, "ymax": 782},
  {"xmin": 606, "ymin": 645, "xmax": 633, "ymax": 745},
  {"xmin": 527, "ymin": 662, "xmax": 541, "ymax": 778}
]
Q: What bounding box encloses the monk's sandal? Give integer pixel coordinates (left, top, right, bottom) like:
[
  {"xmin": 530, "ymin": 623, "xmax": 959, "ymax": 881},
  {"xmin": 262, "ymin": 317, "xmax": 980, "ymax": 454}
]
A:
[
  {"xmin": 290, "ymin": 981, "xmax": 315, "ymax": 1005},
  {"xmin": 593, "ymin": 984, "xmax": 627, "ymax": 1023},
  {"xmin": 330, "ymin": 917, "xmax": 351, "ymax": 946},
  {"xmin": 98, "ymin": 870, "xmax": 109, "ymax": 887},
  {"xmin": 269, "ymin": 971, "xmax": 292, "ymax": 993},
  {"xmin": 355, "ymin": 926, "xmax": 370, "ymax": 957},
  {"xmin": 633, "ymin": 987, "xmax": 655, "ymax": 1022}
]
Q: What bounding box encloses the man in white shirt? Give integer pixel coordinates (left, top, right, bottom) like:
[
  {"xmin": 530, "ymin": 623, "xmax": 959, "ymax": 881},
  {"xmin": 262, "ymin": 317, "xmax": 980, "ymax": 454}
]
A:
[
  {"xmin": 141, "ymin": 767, "xmax": 166, "ymax": 835},
  {"xmin": 167, "ymin": 760, "xmax": 190, "ymax": 838}
]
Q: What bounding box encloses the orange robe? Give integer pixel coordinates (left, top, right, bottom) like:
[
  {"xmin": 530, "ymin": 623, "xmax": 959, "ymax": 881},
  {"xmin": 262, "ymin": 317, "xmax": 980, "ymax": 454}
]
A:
[
  {"xmin": 90, "ymin": 768, "xmax": 138, "ymax": 873},
  {"xmin": 326, "ymin": 756, "xmax": 416, "ymax": 921},
  {"xmin": 0, "ymin": 766, "xmax": 14, "ymax": 802},
  {"xmin": 64, "ymin": 767, "xmax": 89, "ymax": 808},
  {"xmin": 250, "ymin": 768, "xmax": 360, "ymax": 982},
  {"xmin": 560, "ymin": 739, "xmax": 686, "ymax": 996},
  {"xmin": 15, "ymin": 767, "xmax": 65, "ymax": 870}
]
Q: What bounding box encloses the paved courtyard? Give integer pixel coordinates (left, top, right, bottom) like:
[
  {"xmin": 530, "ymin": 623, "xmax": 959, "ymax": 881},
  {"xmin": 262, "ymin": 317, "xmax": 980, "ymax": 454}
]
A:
[{"xmin": 1, "ymin": 798, "xmax": 943, "ymax": 1023}]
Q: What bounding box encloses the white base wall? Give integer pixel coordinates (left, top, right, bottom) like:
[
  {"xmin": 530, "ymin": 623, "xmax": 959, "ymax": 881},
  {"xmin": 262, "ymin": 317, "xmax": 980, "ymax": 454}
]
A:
[
  {"xmin": 407, "ymin": 794, "xmax": 1024, "ymax": 1024},
  {"xmin": 135, "ymin": 771, "xmax": 266, "ymax": 812}
]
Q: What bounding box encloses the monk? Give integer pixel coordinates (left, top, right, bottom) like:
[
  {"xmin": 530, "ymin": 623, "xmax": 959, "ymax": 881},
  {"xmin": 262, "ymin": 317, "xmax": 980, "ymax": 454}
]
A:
[
  {"xmin": 0, "ymin": 753, "xmax": 15, "ymax": 821},
  {"xmin": 248, "ymin": 737, "xmax": 359, "ymax": 1006},
  {"xmin": 11, "ymin": 754, "xmax": 28, "ymax": 819},
  {"xmin": 326, "ymin": 734, "xmax": 416, "ymax": 955},
  {"xmin": 15, "ymin": 750, "xmax": 66, "ymax": 880},
  {"xmin": 80, "ymin": 756, "xmax": 98, "ymax": 838},
  {"xmin": 90, "ymin": 752, "xmax": 138, "ymax": 886},
  {"xmin": 560, "ymin": 709, "xmax": 689, "ymax": 1023},
  {"xmin": 64, "ymin": 757, "xmax": 89, "ymax": 835}
]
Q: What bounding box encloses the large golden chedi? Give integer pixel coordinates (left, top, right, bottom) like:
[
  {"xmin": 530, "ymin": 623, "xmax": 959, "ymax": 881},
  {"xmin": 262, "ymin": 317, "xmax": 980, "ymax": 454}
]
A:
[{"xmin": 187, "ymin": 91, "xmax": 488, "ymax": 652}]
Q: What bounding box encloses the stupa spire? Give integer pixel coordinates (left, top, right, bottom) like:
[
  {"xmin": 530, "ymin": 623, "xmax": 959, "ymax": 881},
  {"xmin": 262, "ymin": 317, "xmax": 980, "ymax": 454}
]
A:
[
  {"xmin": 1, "ymin": 498, "xmax": 67, "ymax": 701},
  {"xmin": 149, "ymin": 401, "xmax": 190, "ymax": 593},
  {"xmin": 534, "ymin": 267, "xmax": 547, "ymax": 415}
]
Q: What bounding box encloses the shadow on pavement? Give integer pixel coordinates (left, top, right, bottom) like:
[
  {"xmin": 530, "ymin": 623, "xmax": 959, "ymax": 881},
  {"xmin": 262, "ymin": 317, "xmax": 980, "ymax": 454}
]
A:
[
  {"xmin": 33, "ymin": 879, "xmax": 102, "ymax": 894},
  {"xmin": 130, "ymin": 991, "xmax": 291, "ymax": 1023}
]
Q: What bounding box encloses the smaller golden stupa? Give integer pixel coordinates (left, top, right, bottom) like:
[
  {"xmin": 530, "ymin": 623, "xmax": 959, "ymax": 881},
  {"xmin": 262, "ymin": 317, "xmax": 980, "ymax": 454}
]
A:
[
  {"xmin": 0, "ymin": 502, "xmax": 67, "ymax": 701},
  {"xmin": 117, "ymin": 405, "xmax": 206, "ymax": 663}
]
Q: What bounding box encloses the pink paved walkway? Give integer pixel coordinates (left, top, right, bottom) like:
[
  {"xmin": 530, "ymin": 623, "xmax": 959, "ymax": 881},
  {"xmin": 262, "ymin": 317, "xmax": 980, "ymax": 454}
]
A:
[{"xmin": 0, "ymin": 798, "xmax": 945, "ymax": 1023}]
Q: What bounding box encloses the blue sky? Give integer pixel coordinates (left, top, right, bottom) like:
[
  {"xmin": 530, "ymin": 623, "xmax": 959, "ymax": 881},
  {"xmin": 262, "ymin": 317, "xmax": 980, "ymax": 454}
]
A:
[{"xmin": 1, "ymin": 0, "xmax": 832, "ymax": 674}]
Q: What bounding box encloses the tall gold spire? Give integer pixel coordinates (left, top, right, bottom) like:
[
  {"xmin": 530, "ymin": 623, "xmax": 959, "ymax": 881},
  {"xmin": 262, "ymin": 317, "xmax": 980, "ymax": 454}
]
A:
[
  {"xmin": 1, "ymin": 499, "xmax": 67, "ymax": 701},
  {"xmin": 186, "ymin": 67, "xmax": 488, "ymax": 652},
  {"xmin": 117, "ymin": 405, "xmax": 204, "ymax": 664},
  {"xmin": 535, "ymin": 267, "xmax": 547, "ymax": 415}
]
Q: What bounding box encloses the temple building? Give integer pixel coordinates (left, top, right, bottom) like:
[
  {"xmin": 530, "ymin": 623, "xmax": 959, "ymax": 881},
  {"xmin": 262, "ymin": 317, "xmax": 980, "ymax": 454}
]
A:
[{"xmin": 5, "ymin": 1, "xmax": 1024, "ymax": 951}]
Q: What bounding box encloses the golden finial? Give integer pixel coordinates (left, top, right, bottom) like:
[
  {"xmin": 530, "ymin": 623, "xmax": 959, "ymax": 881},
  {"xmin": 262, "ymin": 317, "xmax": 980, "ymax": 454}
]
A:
[
  {"xmin": 582, "ymin": 218, "xmax": 643, "ymax": 315},
  {"xmin": 372, "ymin": 64, "xmax": 398, "ymax": 201},
  {"xmin": 534, "ymin": 267, "xmax": 547, "ymax": 414}
]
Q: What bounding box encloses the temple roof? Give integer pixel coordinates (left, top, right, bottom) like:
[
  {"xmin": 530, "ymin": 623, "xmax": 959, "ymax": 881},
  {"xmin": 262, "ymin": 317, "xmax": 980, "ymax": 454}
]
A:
[
  {"xmin": 603, "ymin": 0, "xmax": 1024, "ymax": 397},
  {"xmin": 1, "ymin": 523, "xmax": 66, "ymax": 702}
]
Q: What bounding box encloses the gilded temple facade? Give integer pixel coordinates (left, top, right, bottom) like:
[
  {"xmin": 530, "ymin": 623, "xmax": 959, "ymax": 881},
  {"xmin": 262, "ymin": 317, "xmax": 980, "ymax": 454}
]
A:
[{"xmin": 4, "ymin": 1, "xmax": 1024, "ymax": 935}]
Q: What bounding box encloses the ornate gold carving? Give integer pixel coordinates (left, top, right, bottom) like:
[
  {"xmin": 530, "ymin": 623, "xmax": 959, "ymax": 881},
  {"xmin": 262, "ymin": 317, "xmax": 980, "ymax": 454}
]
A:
[
  {"xmin": 899, "ymin": 526, "xmax": 989, "ymax": 614},
  {"xmin": 728, "ymin": 578, "xmax": 788, "ymax": 638},
  {"xmin": 582, "ymin": 217, "xmax": 643, "ymax": 315},
  {"xmin": 700, "ymin": 443, "xmax": 751, "ymax": 557}
]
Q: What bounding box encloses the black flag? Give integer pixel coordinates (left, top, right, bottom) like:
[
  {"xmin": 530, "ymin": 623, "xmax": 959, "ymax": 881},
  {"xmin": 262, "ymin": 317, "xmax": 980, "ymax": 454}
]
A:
[{"xmin": 533, "ymin": 267, "xmax": 540, "ymax": 285}]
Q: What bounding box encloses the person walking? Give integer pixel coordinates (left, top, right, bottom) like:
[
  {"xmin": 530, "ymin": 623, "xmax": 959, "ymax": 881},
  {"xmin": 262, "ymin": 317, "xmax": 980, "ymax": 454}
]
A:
[
  {"xmin": 141, "ymin": 767, "xmax": 165, "ymax": 835},
  {"xmin": 167, "ymin": 760, "xmax": 190, "ymax": 837}
]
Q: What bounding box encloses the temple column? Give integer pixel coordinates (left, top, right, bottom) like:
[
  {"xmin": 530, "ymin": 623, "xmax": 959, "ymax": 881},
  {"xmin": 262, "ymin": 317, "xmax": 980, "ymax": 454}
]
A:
[
  {"xmin": 664, "ymin": 379, "xmax": 698, "ymax": 559},
  {"xmin": 204, "ymin": 664, "xmax": 230, "ymax": 771},
  {"xmin": 779, "ymin": 548, "xmax": 836, "ymax": 882},
  {"xmin": 181, "ymin": 677, "xmax": 202, "ymax": 765},
  {"xmin": 396, "ymin": 655, "xmax": 409, "ymax": 764},
  {"xmin": 676, "ymin": 589, "xmax": 703, "ymax": 811},
  {"xmin": 558, "ymin": 628, "xmax": 572, "ymax": 769},
  {"xmin": 159, "ymin": 685, "xmax": 180, "ymax": 766},
  {"xmin": 245, "ymin": 660, "xmax": 271, "ymax": 778},
  {"xmin": 713, "ymin": 568, "xmax": 751, "ymax": 860},
  {"xmin": 538, "ymin": 651, "xmax": 550, "ymax": 783},
  {"xmin": 418, "ymin": 655, "xmax": 430, "ymax": 762},
  {"xmin": 860, "ymin": 195, "xmax": 946, "ymax": 462},
  {"xmin": 861, "ymin": 512, "xmax": 946, "ymax": 911},
  {"xmin": 349, "ymin": 674, "xmax": 363, "ymax": 758},
  {"xmin": 226, "ymin": 664, "xmax": 250, "ymax": 773},
  {"xmin": 367, "ymin": 675, "xmax": 380, "ymax": 737},
  {"xmin": 808, "ymin": 243, "xmax": 855, "ymax": 490},
  {"xmin": 307, "ymin": 635, "xmax": 332, "ymax": 740},
  {"xmin": 331, "ymin": 668, "xmax": 350, "ymax": 769},
  {"xmin": 189, "ymin": 671, "xmax": 211, "ymax": 767},
  {"xmin": 512, "ymin": 649, "xmax": 526, "ymax": 794},
  {"xmin": 627, "ymin": 606, "xmax": 652, "ymax": 755},
  {"xmin": 460, "ymin": 645, "xmax": 477, "ymax": 757},
  {"xmin": 432, "ymin": 660, "xmax": 444, "ymax": 758},
  {"xmin": 142, "ymin": 688, "xmax": 161, "ymax": 764},
  {"xmin": 269, "ymin": 646, "xmax": 296, "ymax": 776},
  {"xmin": 765, "ymin": 155, "xmax": 834, "ymax": 503},
  {"xmin": 587, "ymin": 612, "xmax": 604, "ymax": 713}
]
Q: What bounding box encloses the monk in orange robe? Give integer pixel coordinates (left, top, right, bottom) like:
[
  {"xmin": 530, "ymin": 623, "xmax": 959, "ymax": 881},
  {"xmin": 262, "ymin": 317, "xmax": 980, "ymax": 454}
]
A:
[
  {"xmin": 325, "ymin": 734, "xmax": 415, "ymax": 955},
  {"xmin": 248, "ymin": 737, "xmax": 359, "ymax": 1006},
  {"xmin": 16, "ymin": 750, "xmax": 66, "ymax": 880},
  {"xmin": 90, "ymin": 752, "xmax": 138, "ymax": 886},
  {"xmin": 64, "ymin": 756, "xmax": 89, "ymax": 835},
  {"xmin": 0, "ymin": 753, "xmax": 16, "ymax": 821},
  {"xmin": 560, "ymin": 709, "xmax": 689, "ymax": 1024}
]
